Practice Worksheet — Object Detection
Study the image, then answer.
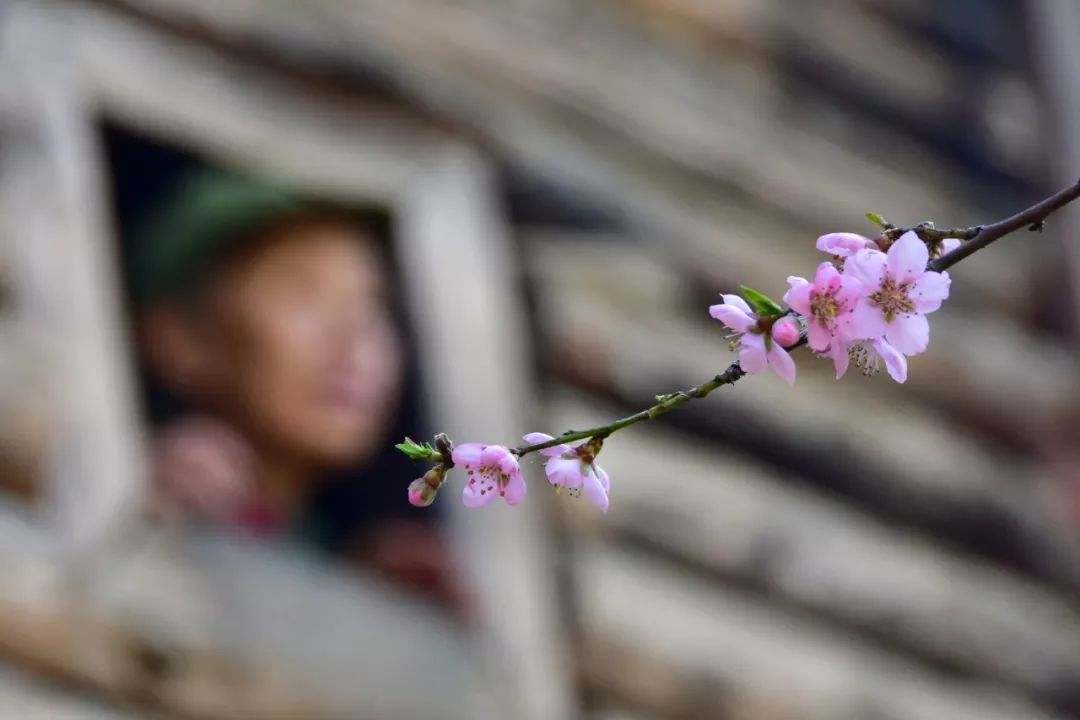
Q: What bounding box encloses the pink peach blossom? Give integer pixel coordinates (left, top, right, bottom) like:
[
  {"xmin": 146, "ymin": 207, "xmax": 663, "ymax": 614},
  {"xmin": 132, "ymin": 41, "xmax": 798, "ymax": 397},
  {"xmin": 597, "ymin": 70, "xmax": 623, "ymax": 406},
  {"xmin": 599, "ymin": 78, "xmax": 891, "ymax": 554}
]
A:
[
  {"xmin": 523, "ymin": 433, "xmax": 610, "ymax": 512},
  {"xmin": 452, "ymin": 443, "xmax": 526, "ymax": 508},
  {"xmin": 816, "ymin": 232, "xmax": 876, "ymax": 258},
  {"xmin": 709, "ymin": 294, "xmax": 796, "ymax": 385},
  {"xmin": 783, "ymin": 263, "xmax": 864, "ymax": 354},
  {"xmin": 845, "ymin": 231, "xmax": 951, "ymax": 357}
]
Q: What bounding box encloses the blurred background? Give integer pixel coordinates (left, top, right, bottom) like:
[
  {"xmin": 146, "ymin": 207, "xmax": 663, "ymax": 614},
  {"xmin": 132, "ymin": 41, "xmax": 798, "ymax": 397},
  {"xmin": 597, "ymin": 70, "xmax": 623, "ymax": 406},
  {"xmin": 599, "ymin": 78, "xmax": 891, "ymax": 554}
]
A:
[{"xmin": 2, "ymin": 1, "xmax": 1080, "ymax": 719}]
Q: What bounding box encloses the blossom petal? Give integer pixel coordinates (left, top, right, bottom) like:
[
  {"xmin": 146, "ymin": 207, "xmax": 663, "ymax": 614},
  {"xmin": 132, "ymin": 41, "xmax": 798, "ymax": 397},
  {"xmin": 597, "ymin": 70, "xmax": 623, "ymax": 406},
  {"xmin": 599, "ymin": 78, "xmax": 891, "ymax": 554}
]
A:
[
  {"xmin": 813, "ymin": 261, "xmax": 840, "ymax": 287},
  {"xmin": 709, "ymin": 302, "xmax": 755, "ymax": 332},
  {"xmin": 497, "ymin": 453, "xmax": 521, "ymax": 477},
  {"xmin": 501, "ymin": 470, "xmax": 527, "ymax": 506},
  {"xmin": 873, "ymin": 339, "xmax": 908, "ymax": 383},
  {"xmin": 885, "ymin": 313, "xmax": 930, "ymax": 356},
  {"xmin": 783, "ymin": 279, "xmax": 813, "ymax": 316},
  {"xmin": 595, "ymin": 466, "xmax": 611, "ymax": 493},
  {"xmin": 816, "ymin": 232, "xmax": 871, "ymax": 257},
  {"xmin": 480, "ymin": 444, "xmax": 510, "ymax": 466},
  {"xmin": 545, "ymin": 456, "xmax": 583, "ymax": 489},
  {"xmin": 830, "ymin": 343, "xmax": 850, "ymax": 379},
  {"xmin": 738, "ymin": 335, "xmax": 768, "ymax": 373},
  {"xmin": 887, "ymin": 232, "xmax": 928, "ymax": 283},
  {"xmin": 720, "ymin": 294, "xmax": 753, "ymax": 315},
  {"xmin": 462, "ymin": 474, "xmax": 498, "ymax": 508},
  {"xmin": 452, "ymin": 443, "xmax": 485, "ymax": 467},
  {"xmin": 850, "ymin": 300, "xmax": 885, "ymax": 340},
  {"xmin": 835, "ymin": 274, "xmax": 866, "ymax": 309},
  {"xmin": 940, "ymin": 238, "xmax": 961, "ymax": 255},
  {"xmin": 807, "ymin": 322, "xmax": 831, "ymax": 352},
  {"xmin": 910, "ymin": 271, "xmax": 951, "ymax": 314},
  {"xmin": 523, "ymin": 432, "xmax": 569, "ymax": 458},
  {"xmin": 846, "ymin": 249, "xmax": 887, "ymax": 286},
  {"xmin": 767, "ymin": 344, "xmax": 797, "ymax": 385},
  {"xmin": 582, "ymin": 469, "xmax": 610, "ymax": 512}
]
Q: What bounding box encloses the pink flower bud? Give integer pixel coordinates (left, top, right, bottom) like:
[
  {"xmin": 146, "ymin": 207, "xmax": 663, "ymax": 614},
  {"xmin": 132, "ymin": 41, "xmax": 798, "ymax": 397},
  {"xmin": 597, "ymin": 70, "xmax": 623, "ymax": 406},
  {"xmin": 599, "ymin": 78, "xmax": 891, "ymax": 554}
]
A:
[
  {"xmin": 771, "ymin": 316, "xmax": 800, "ymax": 348},
  {"xmin": 407, "ymin": 466, "xmax": 446, "ymax": 507}
]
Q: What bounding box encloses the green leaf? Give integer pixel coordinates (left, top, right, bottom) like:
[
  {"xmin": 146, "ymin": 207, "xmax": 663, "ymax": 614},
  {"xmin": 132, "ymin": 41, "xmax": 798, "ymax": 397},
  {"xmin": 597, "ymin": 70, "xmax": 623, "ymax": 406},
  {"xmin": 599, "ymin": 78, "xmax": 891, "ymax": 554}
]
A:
[
  {"xmin": 866, "ymin": 211, "xmax": 888, "ymax": 228},
  {"xmin": 739, "ymin": 285, "xmax": 784, "ymax": 318},
  {"xmin": 395, "ymin": 438, "xmax": 437, "ymax": 461}
]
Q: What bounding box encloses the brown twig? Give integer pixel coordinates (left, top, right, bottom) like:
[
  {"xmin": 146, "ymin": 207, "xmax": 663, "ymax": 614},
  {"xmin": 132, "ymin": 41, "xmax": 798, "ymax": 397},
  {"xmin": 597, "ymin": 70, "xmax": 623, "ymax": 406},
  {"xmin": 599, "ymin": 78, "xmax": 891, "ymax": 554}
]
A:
[
  {"xmin": 498, "ymin": 179, "xmax": 1080, "ymax": 457},
  {"xmin": 929, "ymin": 179, "xmax": 1080, "ymax": 272}
]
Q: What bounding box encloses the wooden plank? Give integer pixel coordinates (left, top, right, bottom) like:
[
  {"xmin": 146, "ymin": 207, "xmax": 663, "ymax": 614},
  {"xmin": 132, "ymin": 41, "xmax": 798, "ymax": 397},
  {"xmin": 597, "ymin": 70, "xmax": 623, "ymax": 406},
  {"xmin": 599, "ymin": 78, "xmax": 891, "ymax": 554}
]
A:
[
  {"xmin": 394, "ymin": 144, "xmax": 576, "ymax": 720},
  {"xmin": 0, "ymin": 0, "xmax": 145, "ymax": 560},
  {"xmin": 617, "ymin": 0, "xmax": 954, "ymax": 113},
  {"xmin": 575, "ymin": 542, "xmax": 1064, "ymax": 720},
  {"xmin": 0, "ymin": 501, "xmax": 489, "ymax": 720},
  {"xmin": 1028, "ymin": 0, "xmax": 1080, "ymax": 323},
  {"xmin": 0, "ymin": 666, "xmax": 145, "ymax": 720},
  {"xmin": 525, "ymin": 236, "xmax": 1080, "ymax": 593},
  {"xmin": 0, "ymin": 331, "xmax": 51, "ymax": 499},
  {"xmin": 75, "ymin": 2, "xmax": 447, "ymax": 206},
  {"xmin": 590, "ymin": 707, "xmax": 661, "ymax": 720},
  {"xmin": 551, "ymin": 393, "xmax": 1080, "ymax": 706}
]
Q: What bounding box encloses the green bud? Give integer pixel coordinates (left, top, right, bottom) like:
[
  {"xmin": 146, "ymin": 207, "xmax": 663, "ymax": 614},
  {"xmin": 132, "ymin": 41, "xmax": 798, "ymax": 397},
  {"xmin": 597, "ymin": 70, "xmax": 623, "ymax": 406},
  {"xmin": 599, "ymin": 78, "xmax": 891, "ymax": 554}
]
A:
[{"xmin": 395, "ymin": 437, "xmax": 439, "ymax": 461}]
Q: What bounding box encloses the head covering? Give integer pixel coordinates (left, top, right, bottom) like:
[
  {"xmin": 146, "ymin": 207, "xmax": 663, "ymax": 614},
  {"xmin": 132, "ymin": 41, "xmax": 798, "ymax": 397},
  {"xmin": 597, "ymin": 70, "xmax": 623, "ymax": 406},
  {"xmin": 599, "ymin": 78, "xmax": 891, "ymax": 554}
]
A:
[{"xmin": 131, "ymin": 169, "xmax": 302, "ymax": 304}]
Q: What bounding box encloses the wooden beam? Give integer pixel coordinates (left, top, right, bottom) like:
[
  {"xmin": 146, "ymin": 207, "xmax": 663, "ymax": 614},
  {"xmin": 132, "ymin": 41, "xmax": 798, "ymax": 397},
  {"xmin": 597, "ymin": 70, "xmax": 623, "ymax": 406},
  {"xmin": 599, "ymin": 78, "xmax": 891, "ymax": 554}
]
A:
[
  {"xmin": 0, "ymin": 0, "xmax": 145, "ymax": 563},
  {"xmin": 575, "ymin": 542, "xmax": 1065, "ymax": 720},
  {"xmin": 395, "ymin": 144, "xmax": 576, "ymax": 720},
  {"xmin": 0, "ymin": 665, "xmax": 143, "ymax": 720},
  {"xmin": 75, "ymin": 0, "xmax": 447, "ymax": 206},
  {"xmin": 0, "ymin": 502, "xmax": 488, "ymax": 720},
  {"xmin": 553, "ymin": 393, "xmax": 1080, "ymax": 707},
  {"xmin": 0, "ymin": 333, "xmax": 51, "ymax": 499},
  {"xmin": 1028, "ymin": 0, "xmax": 1080, "ymax": 328}
]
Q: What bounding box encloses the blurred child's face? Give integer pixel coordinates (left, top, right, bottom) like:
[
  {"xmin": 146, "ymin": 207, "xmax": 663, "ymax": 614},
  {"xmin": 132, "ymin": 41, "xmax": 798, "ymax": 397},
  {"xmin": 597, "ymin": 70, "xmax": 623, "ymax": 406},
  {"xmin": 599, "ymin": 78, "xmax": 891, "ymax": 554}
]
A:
[{"xmin": 203, "ymin": 221, "xmax": 404, "ymax": 466}]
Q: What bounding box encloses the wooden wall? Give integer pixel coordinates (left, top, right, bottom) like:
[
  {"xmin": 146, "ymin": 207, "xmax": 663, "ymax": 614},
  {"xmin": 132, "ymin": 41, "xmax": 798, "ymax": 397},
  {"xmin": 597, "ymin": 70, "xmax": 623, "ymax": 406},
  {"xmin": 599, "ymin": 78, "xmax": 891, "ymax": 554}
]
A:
[{"xmin": 2, "ymin": 1, "xmax": 1078, "ymax": 718}]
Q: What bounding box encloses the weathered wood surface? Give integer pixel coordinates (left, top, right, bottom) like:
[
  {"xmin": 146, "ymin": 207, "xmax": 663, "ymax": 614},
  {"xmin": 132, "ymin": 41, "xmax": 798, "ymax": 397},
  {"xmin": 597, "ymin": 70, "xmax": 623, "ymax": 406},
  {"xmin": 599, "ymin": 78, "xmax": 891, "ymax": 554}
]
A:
[
  {"xmin": 0, "ymin": 0, "xmax": 146, "ymax": 558},
  {"xmin": 394, "ymin": 146, "xmax": 576, "ymax": 720},
  {"xmin": 0, "ymin": 329, "xmax": 51, "ymax": 498},
  {"xmin": 107, "ymin": 0, "xmax": 1031, "ymax": 314},
  {"xmin": 0, "ymin": 666, "xmax": 146, "ymax": 720},
  {"xmin": 75, "ymin": 1, "xmax": 448, "ymax": 207},
  {"xmin": 1029, "ymin": 0, "xmax": 1080, "ymax": 323},
  {"xmin": 574, "ymin": 542, "xmax": 1065, "ymax": 720},
  {"xmin": 0, "ymin": 502, "xmax": 489, "ymax": 720},
  {"xmin": 4, "ymin": 4, "xmax": 1071, "ymax": 720},
  {"xmin": 550, "ymin": 393, "xmax": 1080, "ymax": 709},
  {"xmin": 590, "ymin": 707, "xmax": 661, "ymax": 720}
]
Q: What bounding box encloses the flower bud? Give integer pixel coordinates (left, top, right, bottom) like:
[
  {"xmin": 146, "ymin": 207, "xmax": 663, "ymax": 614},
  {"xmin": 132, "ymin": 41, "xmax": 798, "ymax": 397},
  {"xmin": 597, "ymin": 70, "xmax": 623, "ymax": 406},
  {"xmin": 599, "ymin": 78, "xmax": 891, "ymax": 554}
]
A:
[
  {"xmin": 407, "ymin": 466, "xmax": 446, "ymax": 507},
  {"xmin": 771, "ymin": 316, "xmax": 800, "ymax": 348}
]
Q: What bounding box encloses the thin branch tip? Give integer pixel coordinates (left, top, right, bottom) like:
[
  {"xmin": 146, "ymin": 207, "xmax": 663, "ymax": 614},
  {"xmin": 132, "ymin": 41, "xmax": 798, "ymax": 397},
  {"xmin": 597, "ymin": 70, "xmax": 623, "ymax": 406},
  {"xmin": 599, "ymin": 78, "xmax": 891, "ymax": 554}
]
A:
[{"xmin": 445, "ymin": 176, "xmax": 1080, "ymax": 462}]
